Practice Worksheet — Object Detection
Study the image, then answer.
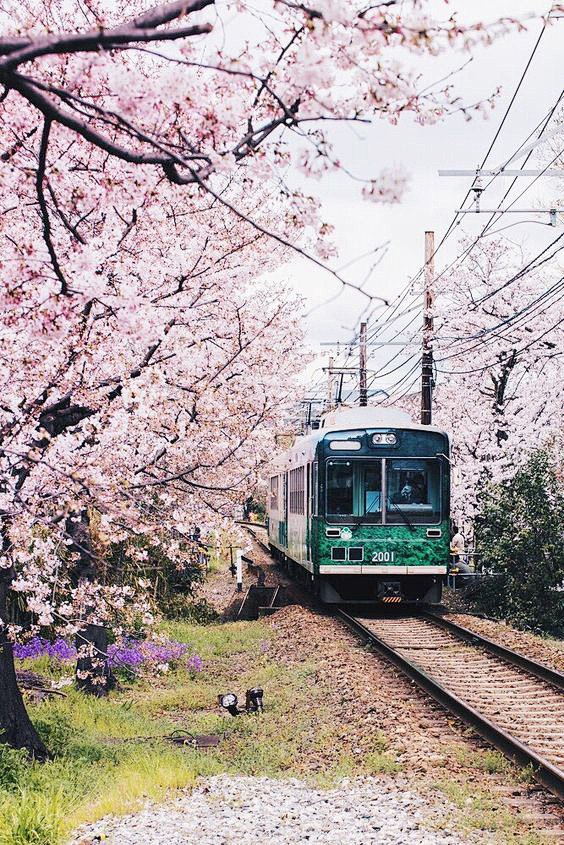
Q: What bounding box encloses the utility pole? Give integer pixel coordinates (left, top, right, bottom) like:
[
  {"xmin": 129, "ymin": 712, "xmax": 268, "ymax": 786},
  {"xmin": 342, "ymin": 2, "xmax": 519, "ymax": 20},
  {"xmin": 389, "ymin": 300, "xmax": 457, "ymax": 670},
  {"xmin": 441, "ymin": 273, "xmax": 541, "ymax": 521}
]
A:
[
  {"xmin": 336, "ymin": 372, "xmax": 344, "ymax": 407},
  {"xmin": 325, "ymin": 356, "xmax": 335, "ymax": 411},
  {"xmin": 359, "ymin": 322, "xmax": 367, "ymax": 407},
  {"xmin": 421, "ymin": 231, "xmax": 434, "ymax": 425}
]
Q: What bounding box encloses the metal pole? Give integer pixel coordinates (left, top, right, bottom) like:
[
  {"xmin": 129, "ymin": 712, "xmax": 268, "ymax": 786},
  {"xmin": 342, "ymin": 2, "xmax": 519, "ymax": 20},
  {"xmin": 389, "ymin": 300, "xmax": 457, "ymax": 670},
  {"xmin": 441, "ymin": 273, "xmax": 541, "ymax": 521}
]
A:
[
  {"xmin": 421, "ymin": 231, "xmax": 434, "ymax": 425},
  {"xmin": 236, "ymin": 549, "xmax": 243, "ymax": 592},
  {"xmin": 336, "ymin": 372, "xmax": 344, "ymax": 406},
  {"xmin": 326, "ymin": 356, "xmax": 334, "ymax": 411},
  {"xmin": 359, "ymin": 321, "xmax": 367, "ymax": 407}
]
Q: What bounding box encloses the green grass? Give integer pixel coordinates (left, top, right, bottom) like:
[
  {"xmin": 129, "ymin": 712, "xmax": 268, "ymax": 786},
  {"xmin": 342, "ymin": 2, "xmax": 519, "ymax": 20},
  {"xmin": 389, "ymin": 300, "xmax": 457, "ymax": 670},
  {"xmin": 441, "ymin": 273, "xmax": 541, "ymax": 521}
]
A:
[
  {"xmin": 0, "ymin": 619, "xmax": 351, "ymax": 844},
  {"xmin": 3, "ymin": 618, "xmax": 546, "ymax": 845},
  {"xmin": 453, "ymin": 747, "xmax": 511, "ymax": 775},
  {"xmin": 430, "ymin": 770, "xmax": 556, "ymax": 845}
]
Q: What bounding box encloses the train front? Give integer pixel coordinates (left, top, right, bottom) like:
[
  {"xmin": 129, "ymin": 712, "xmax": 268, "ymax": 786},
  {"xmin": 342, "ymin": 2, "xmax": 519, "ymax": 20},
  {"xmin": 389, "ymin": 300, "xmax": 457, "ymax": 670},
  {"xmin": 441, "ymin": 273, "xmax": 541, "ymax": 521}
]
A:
[{"xmin": 315, "ymin": 414, "xmax": 450, "ymax": 605}]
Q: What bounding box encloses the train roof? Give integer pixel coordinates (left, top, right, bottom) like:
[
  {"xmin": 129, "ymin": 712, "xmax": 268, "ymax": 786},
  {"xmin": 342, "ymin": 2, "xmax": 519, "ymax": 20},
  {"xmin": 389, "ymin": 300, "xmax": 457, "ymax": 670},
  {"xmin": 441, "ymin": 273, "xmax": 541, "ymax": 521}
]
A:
[{"xmin": 270, "ymin": 406, "xmax": 449, "ymax": 471}]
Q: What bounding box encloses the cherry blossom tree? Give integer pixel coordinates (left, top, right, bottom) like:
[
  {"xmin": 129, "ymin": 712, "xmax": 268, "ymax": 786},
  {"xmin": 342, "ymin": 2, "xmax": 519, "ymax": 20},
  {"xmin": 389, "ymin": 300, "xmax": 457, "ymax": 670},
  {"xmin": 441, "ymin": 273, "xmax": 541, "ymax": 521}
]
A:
[
  {"xmin": 433, "ymin": 237, "xmax": 563, "ymax": 527},
  {"xmin": 0, "ymin": 0, "xmax": 516, "ymax": 756},
  {"xmin": 0, "ymin": 185, "xmax": 308, "ymax": 755}
]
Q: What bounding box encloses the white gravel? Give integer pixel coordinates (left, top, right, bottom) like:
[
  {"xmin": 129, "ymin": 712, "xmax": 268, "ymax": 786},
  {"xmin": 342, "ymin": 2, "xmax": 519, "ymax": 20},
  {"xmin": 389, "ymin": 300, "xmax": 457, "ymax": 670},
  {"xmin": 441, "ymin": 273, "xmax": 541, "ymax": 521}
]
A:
[{"xmin": 71, "ymin": 775, "xmax": 470, "ymax": 845}]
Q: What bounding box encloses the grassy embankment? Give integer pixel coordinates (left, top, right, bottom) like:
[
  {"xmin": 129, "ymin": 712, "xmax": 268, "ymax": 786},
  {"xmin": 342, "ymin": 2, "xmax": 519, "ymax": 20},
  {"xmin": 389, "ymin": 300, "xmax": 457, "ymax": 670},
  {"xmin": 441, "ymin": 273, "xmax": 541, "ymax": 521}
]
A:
[
  {"xmin": 0, "ymin": 614, "xmax": 555, "ymax": 845},
  {"xmin": 0, "ymin": 618, "xmax": 368, "ymax": 845}
]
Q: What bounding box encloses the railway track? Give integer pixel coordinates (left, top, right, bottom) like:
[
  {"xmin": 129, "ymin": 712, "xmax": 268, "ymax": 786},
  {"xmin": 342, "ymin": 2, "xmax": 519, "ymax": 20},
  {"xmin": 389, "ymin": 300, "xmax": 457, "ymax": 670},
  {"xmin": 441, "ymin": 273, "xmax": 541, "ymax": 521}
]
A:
[{"xmin": 337, "ymin": 609, "xmax": 564, "ymax": 800}]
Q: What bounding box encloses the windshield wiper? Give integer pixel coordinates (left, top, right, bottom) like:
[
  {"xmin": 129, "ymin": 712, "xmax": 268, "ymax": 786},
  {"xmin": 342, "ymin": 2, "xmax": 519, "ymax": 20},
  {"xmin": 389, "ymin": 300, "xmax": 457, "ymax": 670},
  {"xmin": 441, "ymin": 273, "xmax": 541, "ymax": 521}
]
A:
[
  {"xmin": 349, "ymin": 498, "xmax": 383, "ymax": 534},
  {"xmin": 387, "ymin": 500, "xmax": 416, "ymax": 533}
]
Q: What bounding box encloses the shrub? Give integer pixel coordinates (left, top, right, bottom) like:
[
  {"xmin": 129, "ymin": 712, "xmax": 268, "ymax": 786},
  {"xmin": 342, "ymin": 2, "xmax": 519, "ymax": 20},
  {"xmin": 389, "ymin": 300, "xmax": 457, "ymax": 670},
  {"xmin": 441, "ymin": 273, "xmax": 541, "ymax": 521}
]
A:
[
  {"xmin": 160, "ymin": 595, "xmax": 219, "ymax": 624},
  {"xmin": 470, "ymin": 450, "xmax": 564, "ymax": 636}
]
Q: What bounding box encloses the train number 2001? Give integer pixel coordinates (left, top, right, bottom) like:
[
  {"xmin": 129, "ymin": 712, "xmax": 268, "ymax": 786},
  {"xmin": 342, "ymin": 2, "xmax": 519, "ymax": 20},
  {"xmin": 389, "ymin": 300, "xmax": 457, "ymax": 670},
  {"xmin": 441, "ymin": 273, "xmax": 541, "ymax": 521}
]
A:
[{"xmin": 371, "ymin": 551, "xmax": 395, "ymax": 563}]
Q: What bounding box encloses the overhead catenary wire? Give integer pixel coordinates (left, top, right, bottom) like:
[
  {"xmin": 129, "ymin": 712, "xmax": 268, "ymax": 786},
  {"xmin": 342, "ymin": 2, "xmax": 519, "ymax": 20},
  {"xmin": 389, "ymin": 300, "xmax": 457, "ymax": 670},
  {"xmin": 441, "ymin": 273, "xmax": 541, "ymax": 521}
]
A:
[
  {"xmin": 435, "ymin": 313, "xmax": 563, "ymax": 376},
  {"xmin": 337, "ymin": 83, "xmax": 563, "ymax": 405},
  {"xmin": 298, "ymin": 11, "xmax": 561, "ymax": 425},
  {"xmin": 434, "ymin": 286, "xmax": 564, "ymax": 365},
  {"xmin": 436, "ymin": 274, "xmax": 564, "ymax": 346},
  {"xmin": 436, "ymin": 11, "xmax": 553, "ymax": 249}
]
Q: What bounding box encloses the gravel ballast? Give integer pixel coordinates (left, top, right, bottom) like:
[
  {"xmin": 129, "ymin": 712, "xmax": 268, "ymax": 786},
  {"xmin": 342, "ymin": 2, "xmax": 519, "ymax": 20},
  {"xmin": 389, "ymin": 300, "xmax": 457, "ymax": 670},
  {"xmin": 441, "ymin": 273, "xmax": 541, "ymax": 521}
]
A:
[{"xmin": 72, "ymin": 775, "xmax": 469, "ymax": 845}]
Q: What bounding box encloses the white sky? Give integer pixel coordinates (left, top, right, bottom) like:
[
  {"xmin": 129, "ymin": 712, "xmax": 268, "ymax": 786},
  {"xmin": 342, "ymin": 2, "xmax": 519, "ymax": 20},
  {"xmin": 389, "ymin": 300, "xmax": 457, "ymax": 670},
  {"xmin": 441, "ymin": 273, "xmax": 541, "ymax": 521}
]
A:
[{"xmin": 260, "ymin": 1, "xmax": 563, "ymax": 403}]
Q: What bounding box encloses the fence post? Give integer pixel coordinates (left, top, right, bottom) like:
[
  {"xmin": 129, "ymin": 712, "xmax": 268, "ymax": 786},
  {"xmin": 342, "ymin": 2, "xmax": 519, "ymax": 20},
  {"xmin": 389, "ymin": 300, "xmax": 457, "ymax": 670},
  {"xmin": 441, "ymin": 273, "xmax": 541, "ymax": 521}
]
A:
[{"xmin": 236, "ymin": 550, "xmax": 243, "ymax": 592}]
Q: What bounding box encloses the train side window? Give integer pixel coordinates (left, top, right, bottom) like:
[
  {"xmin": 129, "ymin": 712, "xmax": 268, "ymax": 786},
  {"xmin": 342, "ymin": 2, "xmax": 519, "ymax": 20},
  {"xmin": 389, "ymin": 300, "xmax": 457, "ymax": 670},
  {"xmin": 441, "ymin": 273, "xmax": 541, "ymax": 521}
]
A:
[
  {"xmin": 270, "ymin": 476, "xmax": 279, "ymax": 511},
  {"xmin": 289, "ymin": 466, "xmax": 305, "ymax": 514}
]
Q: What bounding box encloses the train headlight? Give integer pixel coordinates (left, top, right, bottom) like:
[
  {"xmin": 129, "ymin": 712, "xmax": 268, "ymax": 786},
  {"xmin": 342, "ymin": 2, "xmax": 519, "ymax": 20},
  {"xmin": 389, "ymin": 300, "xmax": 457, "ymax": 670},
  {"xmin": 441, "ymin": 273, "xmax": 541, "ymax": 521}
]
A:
[
  {"xmin": 372, "ymin": 433, "xmax": 397, "ymax": 446},
  {"xmin": 218, "ymin": 692, "xmax": 239, "ymax": 716}
]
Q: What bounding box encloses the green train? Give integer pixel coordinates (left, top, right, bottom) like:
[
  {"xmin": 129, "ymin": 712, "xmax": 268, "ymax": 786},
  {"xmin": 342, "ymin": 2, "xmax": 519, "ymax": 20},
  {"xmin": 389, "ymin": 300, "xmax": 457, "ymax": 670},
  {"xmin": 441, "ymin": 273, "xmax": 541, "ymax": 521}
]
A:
[{"xmin": 267, "ymin": 406, "xmax": 450, "ymax": 604}]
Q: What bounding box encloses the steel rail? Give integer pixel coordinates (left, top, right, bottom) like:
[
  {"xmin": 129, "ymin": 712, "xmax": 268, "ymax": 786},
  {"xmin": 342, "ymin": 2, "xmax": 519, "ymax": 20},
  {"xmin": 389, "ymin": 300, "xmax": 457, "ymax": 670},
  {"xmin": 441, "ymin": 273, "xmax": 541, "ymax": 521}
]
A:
[
  {"xmin": 244, "ymin": 526, "xmax": 271, "ymax": 556},
  {"xmin": 336, "ymin": 609, "xmax": 564, "ymax": 800},
  {"xmin": 420, "ymin": 611, "xmax": 564, "ymax": 690}
]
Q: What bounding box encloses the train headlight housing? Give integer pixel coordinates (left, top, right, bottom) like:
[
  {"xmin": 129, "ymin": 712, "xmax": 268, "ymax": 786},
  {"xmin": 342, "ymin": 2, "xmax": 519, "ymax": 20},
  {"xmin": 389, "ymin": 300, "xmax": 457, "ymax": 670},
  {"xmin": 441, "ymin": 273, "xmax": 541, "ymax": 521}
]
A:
[
  {"xmin": 218, "ymin": 692, "xmax": 239, "ymax": 716},
  {"xmin": 372, "ymin": 433, "xmax": 397, "ymax": 446}
]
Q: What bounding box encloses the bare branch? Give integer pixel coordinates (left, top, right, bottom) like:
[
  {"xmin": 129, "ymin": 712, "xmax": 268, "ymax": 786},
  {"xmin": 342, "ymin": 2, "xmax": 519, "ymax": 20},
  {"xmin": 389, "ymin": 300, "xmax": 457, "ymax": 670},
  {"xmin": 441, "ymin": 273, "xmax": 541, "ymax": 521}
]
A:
[
  {"xmin": 36, "ymin": 119, "xmax": 69, "ymax": 294},
  {"xmin": 0, "ymin": 1, "xmax": 214, "ymax": 71}
]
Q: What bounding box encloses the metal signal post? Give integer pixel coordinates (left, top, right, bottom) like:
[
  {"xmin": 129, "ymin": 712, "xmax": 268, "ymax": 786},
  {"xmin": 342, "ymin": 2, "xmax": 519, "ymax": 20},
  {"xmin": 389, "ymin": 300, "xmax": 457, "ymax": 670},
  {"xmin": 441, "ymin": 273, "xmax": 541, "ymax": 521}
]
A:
[{"xmin": 421, "ymin": 231, "xmax": 434, "ymax": 425}]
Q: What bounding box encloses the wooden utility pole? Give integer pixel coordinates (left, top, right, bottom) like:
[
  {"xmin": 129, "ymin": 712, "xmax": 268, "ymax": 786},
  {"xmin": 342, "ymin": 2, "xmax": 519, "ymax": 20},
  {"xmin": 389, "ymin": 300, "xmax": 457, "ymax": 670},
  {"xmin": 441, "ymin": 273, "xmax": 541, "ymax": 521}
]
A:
[
  {"xmin": 359, "ymin": 321, "xmax": 367, "ymax": 406},
  {"xmin": 326, "ymin": 356, "xmax": 334, "ymax": 411},
  {"xmin": 421, "ymin": 230, "xmax": 434, "ymax": 425}
]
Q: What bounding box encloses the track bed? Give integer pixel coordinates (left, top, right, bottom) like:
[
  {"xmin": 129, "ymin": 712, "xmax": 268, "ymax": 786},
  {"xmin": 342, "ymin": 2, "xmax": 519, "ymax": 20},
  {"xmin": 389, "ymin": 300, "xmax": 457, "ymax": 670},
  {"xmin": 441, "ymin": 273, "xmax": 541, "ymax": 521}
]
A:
[{"xmin": 339, "ymin": 611, "xmax": 564, "ymax": 799}]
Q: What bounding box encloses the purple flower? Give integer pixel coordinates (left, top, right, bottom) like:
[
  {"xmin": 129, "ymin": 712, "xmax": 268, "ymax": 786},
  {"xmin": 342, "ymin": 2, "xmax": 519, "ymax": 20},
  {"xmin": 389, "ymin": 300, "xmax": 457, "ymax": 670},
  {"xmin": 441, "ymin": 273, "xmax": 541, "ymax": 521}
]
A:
[
  {"xmin": 187, "ymin": 655, "xmax": 203, "ymax": 672},
  {"xmin": 13, "ymin": 634, "xmax": 202, "ymax": 675},
  {"xmin": 13, "ymin": 636, "xmax": 76, "ymax": 661}
]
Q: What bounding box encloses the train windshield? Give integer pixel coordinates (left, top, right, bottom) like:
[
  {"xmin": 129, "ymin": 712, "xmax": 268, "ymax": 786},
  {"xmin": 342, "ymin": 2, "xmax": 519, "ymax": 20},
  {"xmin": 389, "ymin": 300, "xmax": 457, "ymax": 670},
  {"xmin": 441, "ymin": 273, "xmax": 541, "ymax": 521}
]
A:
[
  {"xmin": 386, "ymin": 459, "xmax": 441, "ymax": 524},
  {"xmin": 326, "ymin": 460, "xmax": 383, "ymax": 522},
  {"xmin": 326, "ymin": 458, "xmax": 441, "ymax": 524}
]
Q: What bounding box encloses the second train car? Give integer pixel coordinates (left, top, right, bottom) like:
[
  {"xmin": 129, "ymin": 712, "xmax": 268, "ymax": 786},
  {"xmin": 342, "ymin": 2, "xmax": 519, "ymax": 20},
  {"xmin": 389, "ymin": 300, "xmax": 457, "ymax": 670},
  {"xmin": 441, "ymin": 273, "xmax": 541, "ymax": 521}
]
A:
[{"xmin": 267, "ymin": 406, "xmax": 450, "ymax": 604}]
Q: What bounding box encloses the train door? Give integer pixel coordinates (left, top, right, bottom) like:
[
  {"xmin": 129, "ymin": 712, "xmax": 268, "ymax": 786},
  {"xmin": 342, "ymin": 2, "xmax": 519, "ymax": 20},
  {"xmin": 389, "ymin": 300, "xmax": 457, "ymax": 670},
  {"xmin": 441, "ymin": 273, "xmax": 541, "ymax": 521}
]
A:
[
  {"xmin": 279, "ymin": 472, "xmax": 288, "ymax": 548},
  {"xmin": 306, "ymin": 463, "xmax": 311, "ymax": 561}
]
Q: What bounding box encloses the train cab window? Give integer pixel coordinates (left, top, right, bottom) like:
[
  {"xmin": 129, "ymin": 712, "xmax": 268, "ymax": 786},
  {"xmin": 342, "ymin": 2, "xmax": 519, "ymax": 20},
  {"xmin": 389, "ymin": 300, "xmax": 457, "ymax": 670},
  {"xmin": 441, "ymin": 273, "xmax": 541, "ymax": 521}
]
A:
[
  {"xmin": 363, "ymin": 462, "xmax": 382, "ymax": 519},
  {"xmin": 327, "ymin": 461, "xmax": 353, "ymax": 516},
  {"xmin": 386, "ymin": 459, "xmax": 440, "ymax": 524},
  {"xmin": 326, "ymin": 460, "xmax": 383, "ymax": 522}
]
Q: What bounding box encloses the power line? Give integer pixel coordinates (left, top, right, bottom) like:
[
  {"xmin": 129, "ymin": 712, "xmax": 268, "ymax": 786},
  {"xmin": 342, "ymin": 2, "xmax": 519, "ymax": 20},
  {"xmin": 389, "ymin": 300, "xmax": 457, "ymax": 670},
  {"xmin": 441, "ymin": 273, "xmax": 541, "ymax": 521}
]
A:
[{"xmin": 435, "ymin": 314, "xmax": 563, "ymax": 375}]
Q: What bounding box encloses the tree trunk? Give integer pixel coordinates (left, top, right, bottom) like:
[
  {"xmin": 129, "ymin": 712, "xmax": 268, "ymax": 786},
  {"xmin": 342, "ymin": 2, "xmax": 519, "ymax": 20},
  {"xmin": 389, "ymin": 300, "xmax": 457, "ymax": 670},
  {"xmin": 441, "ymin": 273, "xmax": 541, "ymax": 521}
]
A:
[
  {"xmin": 66, "ymin": 510, "xmax": 115, "ymax": 696},
  {"xmin": 0, "ymin": 568, "xmax": 49, "ymax": 759}
]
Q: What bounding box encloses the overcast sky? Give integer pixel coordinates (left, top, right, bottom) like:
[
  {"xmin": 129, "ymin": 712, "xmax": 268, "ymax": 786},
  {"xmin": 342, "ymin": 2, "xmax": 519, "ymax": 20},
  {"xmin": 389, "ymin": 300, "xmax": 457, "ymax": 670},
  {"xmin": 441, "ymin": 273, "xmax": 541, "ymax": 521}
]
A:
[{"xmin": 260, "ymin": 1, "xmax": 563, "ymax": 404}]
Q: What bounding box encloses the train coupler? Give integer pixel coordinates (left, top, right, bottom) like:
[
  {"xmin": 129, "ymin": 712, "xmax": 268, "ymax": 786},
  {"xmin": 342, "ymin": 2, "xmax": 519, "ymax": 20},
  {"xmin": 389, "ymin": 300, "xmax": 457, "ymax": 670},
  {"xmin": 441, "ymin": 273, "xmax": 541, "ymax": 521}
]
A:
[{"xmin": 379, "ymin": 581, "xmax": 403, "ymax": 603}]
